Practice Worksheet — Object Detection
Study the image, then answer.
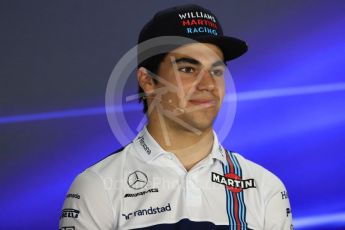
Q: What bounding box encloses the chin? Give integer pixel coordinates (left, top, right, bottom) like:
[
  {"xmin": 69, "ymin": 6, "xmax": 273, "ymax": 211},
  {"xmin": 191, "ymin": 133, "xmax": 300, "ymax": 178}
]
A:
[
  {"xmin": 183, "ymin": 114, "xmax": 217, "ymax": 132},
  {"xmin": 191, "ymin": 122, "xmax": 214, "ymax": 132}
]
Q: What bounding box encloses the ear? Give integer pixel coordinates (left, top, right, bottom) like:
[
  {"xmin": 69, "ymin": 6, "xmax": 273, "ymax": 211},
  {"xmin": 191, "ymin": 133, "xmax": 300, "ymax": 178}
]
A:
[{"xmin": 137, "ymin": 67, "xmax": 155, "ymax": 96}]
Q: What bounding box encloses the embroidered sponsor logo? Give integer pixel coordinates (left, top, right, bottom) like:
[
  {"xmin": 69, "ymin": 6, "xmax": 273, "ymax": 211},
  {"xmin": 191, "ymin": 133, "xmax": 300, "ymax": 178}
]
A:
[
  {"xmin": 178, "ymin": 11, "xmax": 218, "ymax": 35},
  {"xmin": 127, "ymin": 171, "xmax": 148, "ymax": 190},
  {"xmin": 211, "ymin": 172, "xmax": 256, "ymax": 192},
  {"xmin": 59, "ymin": 227, "xmax": 75, "ymax": 230},
  {"xmin": 60, "ymin": 209, "xmax": 80, "ymax": 219},
  {"xmin": 66, "ymin": 193, "xmax": 80, "ymax": 199},
  {"xmin": 281, "ymin": 190, "xmax": 289, "ymax": 200},
  {"xmin": 124, "ymin": 188, "xmax": 159, "ymax": 198},
  {"xmin": 178, "ymin": 11, "xmax": 217, "ymax": 22},
  {"xmin": 286, "ymin": 208, "xmax": 291, "ymax": 217},
  {"xmin": 186, "ymin": 27, "xmax": 217, "ymax": 35},
  {"xmin": 181, "ymin": 19, "xmax": 218, "ymax": 29},
  {"xmin": 137, "ymin": 136, "xmax": 151, "ymax": 155},
  {"xmin": 122, "ymin": 203, "xmax": 171, "ymax": 220}
]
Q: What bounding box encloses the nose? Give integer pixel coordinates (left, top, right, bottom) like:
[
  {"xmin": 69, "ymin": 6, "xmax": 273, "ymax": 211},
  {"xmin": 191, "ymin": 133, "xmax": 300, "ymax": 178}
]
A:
[{"xmin": 196, "ymin": 69, "xmax": 215, "ymax": 91}]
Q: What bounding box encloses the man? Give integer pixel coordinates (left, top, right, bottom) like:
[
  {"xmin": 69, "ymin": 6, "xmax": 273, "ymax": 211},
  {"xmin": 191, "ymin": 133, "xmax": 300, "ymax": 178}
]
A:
[{"xmin": 60, "ymin": 4, "xmax": 293, "ymax": 230}]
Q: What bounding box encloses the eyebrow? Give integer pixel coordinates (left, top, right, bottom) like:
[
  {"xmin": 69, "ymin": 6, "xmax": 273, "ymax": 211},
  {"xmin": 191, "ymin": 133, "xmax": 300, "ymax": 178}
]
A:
[
  {"xmin": 172, "ymin": 57, "xmax": 225, "ymax": 67},
  {"xmin": 212, "ymin": 60, "xmax": 226, "ymax": 68},
  {"xmin": 173, "ymin": 57, "xmax": 201, "ymax": 65}
]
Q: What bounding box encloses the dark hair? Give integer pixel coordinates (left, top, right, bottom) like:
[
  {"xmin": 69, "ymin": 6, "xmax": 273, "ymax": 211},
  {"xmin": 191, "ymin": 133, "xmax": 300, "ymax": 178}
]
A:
[{"xmin": 137, "ymin": 53, "xmax": 167, "ymax": 113}]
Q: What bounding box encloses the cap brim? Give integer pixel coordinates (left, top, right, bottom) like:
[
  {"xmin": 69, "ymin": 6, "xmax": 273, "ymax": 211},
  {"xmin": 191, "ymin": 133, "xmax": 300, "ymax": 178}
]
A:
[
  {"xmin": 137, "ymin": 36, "xmax": 247, "ymax": 68},
  {"xmin": 195, "ymin": 35, "xmax": 248, "ymax": 61}
]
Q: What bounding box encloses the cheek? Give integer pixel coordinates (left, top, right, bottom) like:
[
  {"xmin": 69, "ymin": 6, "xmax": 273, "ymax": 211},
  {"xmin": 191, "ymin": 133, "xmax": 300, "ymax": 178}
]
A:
[
  {"xmin": 161, "ymin": 91, "xmax": 178, "ymax": 102},
  {"xmin": 174, "ymin": 78, "xmax": 196, "ymax": 98},
  {"xmin": 215, "ymin": 78, "xmax": 225, "ymax": 96}
]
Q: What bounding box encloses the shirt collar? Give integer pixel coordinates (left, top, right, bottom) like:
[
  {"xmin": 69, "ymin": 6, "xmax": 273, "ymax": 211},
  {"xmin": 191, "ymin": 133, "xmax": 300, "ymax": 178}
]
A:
[
  {"xmin": 133, "ymin": 126, "xmax": 168, "ymax": 162},
  {"xmin": 133, "ymin": 126, "xmax": 227, "ymax": 165},
  {"xmin": 209, "ymin": 130, "xmax": 227, "ymax": 165}
]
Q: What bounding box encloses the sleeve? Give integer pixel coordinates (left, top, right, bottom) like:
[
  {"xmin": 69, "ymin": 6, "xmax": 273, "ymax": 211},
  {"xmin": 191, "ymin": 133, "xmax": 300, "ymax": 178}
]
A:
[
  {"xmin": 264, "ymin": 185, "xmax": 293, "ymax": 230},
  {"xmin": 59, "ymin": 170, "xmax": 116, "ymax": 230}
]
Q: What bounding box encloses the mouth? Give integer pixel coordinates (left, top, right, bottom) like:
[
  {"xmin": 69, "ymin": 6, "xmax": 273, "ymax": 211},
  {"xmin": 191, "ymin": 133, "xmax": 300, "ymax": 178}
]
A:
[{"xmin": 188, "ymin": 99, "xmax": 217, "ymax": 108}]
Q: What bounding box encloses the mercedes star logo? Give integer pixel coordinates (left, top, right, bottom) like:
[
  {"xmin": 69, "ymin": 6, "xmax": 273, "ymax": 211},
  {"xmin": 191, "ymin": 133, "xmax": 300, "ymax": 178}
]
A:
[{"xmin": 127, "ymin": 171, "xmax": 148, "ymax": 190}]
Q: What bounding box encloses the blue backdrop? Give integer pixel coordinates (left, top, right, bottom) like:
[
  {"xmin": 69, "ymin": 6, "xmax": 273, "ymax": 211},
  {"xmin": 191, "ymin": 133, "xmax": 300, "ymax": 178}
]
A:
[{"xmin": 1, "ymin": 0, "xmax": 345, "ymax": 229}]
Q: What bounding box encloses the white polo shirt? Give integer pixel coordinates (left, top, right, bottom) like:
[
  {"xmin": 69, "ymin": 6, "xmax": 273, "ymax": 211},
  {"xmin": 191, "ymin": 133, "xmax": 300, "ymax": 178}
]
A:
[{"xmin": 59, "ymin": 127, "xmax": 293, "ymax": 230}]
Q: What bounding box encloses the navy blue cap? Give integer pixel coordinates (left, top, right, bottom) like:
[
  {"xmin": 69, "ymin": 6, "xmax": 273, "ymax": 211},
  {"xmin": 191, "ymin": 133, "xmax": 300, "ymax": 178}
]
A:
[{"xmin": 138, "ymin": 4, "xmax": 248, "ymax": 61}]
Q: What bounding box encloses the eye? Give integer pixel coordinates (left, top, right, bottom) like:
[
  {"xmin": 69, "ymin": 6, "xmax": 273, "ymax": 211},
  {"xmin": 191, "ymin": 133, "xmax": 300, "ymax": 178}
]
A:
[
  {"xmin": 178, "ymin": 66, "xmax": 195, "ymax": 73},
  {"xmin": 210, "ymin": 68, "xmax": 224, "ymax": 77}
]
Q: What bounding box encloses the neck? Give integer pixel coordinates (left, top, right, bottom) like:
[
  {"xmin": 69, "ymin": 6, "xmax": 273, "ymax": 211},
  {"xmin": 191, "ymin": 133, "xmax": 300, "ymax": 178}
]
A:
[{"xmin": 147, "ymin": 118, "xmax": 214, "ymax": 171}]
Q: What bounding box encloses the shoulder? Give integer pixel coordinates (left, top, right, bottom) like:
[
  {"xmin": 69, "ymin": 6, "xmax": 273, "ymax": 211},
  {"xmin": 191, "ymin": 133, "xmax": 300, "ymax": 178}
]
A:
[
  {"xmin": 86, "ymin": 143, "xmax": 134, "ymax": 178},
  {"xmin": 225, "ymin": 151, "xmax": 293, "ymax": 228},
  {"xmin": 60, "ymin": 155, "xmax": 122, "ymax": 229},
  {"xmin": 231, "ymin": 151, "xmax": 287, "ymax": 197},
  {"xmin": 65, "ymin": 144, "xmax": 135, "ymax": 202},
  {"xmin": 66, "ymin": 143, "xmax": 134, "ymax": 192}
]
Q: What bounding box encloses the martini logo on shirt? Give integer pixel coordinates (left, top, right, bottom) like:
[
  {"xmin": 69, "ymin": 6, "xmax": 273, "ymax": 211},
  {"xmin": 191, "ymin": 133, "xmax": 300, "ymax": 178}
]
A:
[{"xmin": 211, "ymin": 172, "xmax": 256, "ymax": 192}]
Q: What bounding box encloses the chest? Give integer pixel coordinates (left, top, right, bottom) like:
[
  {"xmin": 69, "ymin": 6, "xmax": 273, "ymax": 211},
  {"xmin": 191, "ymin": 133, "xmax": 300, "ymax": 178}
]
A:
[{"xmin": 116, "ymin": 162, "xmax": 263, "ymax": 229}]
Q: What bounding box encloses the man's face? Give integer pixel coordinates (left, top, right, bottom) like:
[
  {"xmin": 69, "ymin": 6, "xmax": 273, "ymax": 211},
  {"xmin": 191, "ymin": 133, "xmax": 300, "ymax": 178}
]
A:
[{"xmin": 150, "ymin": 42, "xmax": 226, "ymax": 132}]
